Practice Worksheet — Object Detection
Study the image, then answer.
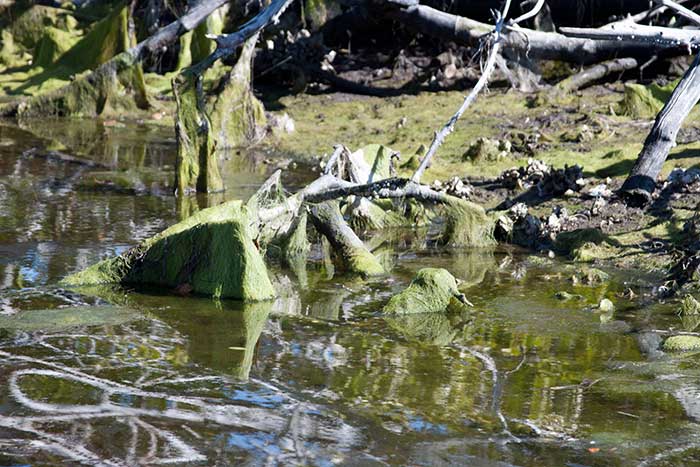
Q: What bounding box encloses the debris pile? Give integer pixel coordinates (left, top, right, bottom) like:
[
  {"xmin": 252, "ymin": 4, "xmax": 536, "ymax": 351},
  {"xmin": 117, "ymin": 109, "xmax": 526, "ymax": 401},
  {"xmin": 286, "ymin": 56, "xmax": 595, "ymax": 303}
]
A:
[
  {"xmin": 431, "ymin": 176, "xmax": 473, "ymax": 199},
  {"xmin": 498, "ymin": 159, "xmax": 585, "ymax": 196}
]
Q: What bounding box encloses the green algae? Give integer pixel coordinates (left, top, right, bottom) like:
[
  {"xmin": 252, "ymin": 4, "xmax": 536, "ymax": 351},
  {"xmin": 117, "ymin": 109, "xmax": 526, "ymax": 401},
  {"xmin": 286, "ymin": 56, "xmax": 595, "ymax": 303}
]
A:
[
  {"xmin": 2, "ymin": 4, "xmax": 149, "ymax": 118},
  {"xmin": 310, "ymin": 201, "xmax": 385, "ymax": 278},
  {"xmin": 663, "ymin": 335, "xmax": 700, "ymax": 352},
  {"xmin": 440, "ymin": 196, "xmax": 496, "ymax": 247},
  {"xmin": 383, "ymin": 268, "xmax": 463, "ymax": 315},
  {"xmin": 209, "ymin": 33, "xmax": 267, "ymax": 150},
  {"xmin": 618, "ymin": 81, "xmax": 677, "ymax": 118},
  {"xmin": 62, "ymin": 200, "xmax": 276, "ymax": 301},
  {"xmin": 173, "ymin": 69, "xmax": 223, "ymax": 194},
  {"xmin": 33, "ymin": 27, "xmax": 82, "ymax": 68}
]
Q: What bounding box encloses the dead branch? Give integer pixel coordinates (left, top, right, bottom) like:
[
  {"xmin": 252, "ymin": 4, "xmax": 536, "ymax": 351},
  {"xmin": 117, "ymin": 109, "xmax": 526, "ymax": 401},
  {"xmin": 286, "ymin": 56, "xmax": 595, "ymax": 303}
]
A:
[
  {"xmin": 557, "ymin": 57, "xmax": 639, "ymax": 91},
  {"xmin": 385, "ymin": 0, "xmax": 680, "ymax": 64},
  {"xmin": 559, "ymin": 23, "xmax": 700, "ymax": 49},
  {"xmin": 620, "ymin": 52, "xmax": 700, "ymax": 205}
]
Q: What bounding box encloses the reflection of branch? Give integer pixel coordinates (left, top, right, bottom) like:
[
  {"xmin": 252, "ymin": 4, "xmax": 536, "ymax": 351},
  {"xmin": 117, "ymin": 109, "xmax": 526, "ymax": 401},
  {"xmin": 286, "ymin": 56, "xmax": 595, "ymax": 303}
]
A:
[{"xmin": 454, "ymin": 345, "xmax": 518, "ymax": 441}]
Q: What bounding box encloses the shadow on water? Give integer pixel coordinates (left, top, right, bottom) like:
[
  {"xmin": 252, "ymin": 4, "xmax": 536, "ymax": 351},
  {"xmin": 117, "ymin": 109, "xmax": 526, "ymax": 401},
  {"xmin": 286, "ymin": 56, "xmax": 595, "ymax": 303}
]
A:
[{"xmin": 3, "ymin": 120, "xmax": 700, "ymax": 465}]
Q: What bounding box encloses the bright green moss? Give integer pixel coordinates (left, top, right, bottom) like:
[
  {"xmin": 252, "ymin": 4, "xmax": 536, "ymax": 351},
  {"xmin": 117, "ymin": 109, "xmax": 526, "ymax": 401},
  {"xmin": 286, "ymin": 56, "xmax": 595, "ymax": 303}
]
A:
[{"xmin": 663, "ymin": 335, "xmax": 700, "ymax": 352}]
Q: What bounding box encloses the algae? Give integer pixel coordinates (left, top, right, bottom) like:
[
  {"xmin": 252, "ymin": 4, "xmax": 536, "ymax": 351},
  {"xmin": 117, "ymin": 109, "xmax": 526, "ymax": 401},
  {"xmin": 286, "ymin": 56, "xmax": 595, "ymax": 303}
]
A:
[
  {"xmin": 440, "ymin": 196, "xmax": 496, "ymax": 247},
  {"xmin": 663, "ymin": 335, "xmax": 700, "ymax": 352},
  {"xmin": 383, "ymin": 268, "xmax": 464, "ymax": 315},
  {"xmin": 173, "ymin": 69, "xmax": 223, "ymax": 194},
  {"xmin": 618, "ymin": 81, "xmax": 677, "ymax": 119},
  {"xmin": 310, "ymin": 201, "xmax": 385, "ymax": 277},
  {"xmin": 209, "ymin": 33, "xmax": 267, "ymax": 149},
  {"xmin": 62, "ymin": 200, "xmax": 276, "ymax": 301}
]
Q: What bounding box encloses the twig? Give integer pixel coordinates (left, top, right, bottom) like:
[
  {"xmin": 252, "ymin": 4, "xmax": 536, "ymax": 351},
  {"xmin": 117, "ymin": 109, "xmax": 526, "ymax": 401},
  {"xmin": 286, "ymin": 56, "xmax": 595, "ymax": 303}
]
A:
[
  {"xmin": 410, "ymin": 0, "xmax": 513, "ymax": 183},
  {"xmin": 411, "ymin": 0, "xmax": 545, "ymax": 183}
]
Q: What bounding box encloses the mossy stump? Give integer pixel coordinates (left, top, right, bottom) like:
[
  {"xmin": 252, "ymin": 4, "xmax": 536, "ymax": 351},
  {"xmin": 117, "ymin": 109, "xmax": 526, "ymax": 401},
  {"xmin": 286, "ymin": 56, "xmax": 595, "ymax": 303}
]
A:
[{"xmin": 173, "ymin": 69, "xmax": 223, "ymax": 194}]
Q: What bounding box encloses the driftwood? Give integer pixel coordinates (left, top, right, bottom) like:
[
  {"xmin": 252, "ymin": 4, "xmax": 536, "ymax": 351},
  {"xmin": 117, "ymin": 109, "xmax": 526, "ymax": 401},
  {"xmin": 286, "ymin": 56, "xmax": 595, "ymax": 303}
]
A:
[
  {"xmin": 620, "ymin": 53, "xmax": 700, "ymax": 204},
  {"xmin": 557, "ymin": 57, "xmax": 638, "ymax": 91}
]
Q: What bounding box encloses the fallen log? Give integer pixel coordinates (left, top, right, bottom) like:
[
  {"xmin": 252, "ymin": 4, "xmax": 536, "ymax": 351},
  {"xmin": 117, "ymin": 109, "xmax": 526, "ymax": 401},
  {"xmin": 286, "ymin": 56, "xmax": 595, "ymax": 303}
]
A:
[
  {"xmin": 557, "ymin": 57, "xmax": 638, "ymax": 91},
  {"xmin": 620, "ymin": 53, "xmax": 700, "ymax": 205}
]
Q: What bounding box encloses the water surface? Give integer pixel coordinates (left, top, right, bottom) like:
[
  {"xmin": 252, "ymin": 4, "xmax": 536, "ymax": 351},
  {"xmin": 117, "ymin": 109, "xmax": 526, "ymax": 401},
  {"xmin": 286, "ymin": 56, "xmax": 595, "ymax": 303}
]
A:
[{"xmin": 0, "ymin": 120, "xmax": 698, "ymax": 466}]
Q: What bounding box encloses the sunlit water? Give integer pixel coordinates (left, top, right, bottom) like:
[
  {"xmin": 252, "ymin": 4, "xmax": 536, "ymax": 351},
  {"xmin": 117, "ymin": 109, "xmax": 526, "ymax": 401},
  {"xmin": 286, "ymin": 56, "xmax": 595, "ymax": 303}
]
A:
[{"xmin": 0, "ymin": 120, "xmax": 699, "ymax": 466}]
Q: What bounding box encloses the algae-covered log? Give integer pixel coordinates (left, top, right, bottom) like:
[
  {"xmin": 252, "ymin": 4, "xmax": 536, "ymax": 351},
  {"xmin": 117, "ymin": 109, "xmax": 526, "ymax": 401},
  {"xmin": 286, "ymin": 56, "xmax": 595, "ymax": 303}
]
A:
[
  {"xmin": 62, "ymin": 200, "xmax": 276, "ymax": 301},
  {"xmin": 383, "ymin": 268, "xmax": 467, "ymax": 315},
  {"xmin": 173, "ymin": 69, "xmax": 223, "ymax": 194},
  {"xmin": 309, "ymin": 201, "xmax": 384, "ymax": 277}
]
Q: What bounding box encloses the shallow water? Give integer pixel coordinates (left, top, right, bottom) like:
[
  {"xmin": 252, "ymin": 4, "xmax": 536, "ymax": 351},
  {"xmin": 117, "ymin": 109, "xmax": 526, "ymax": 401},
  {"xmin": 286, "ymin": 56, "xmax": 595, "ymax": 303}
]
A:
[{"xmin": 0, "ymin": 120, "xmax": 699, "ymax": 466}]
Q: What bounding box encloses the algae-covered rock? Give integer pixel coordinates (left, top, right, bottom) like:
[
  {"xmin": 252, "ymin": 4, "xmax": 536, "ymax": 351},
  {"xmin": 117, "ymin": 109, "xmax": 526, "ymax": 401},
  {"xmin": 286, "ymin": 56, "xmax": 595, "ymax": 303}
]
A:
[
  {"xmin": 619, "ymin": 81, "xmax": 677, "ymax": 118},
  {"xmin": 33, "ymin": 26, "xmax": 82, "ymax": 68},
  {"xmin": 5, "ymin": 4, "xmax": 149, "ymax": 118},
  {"xmin": 62, "ymin": 200, "xmax": 276, "ymax": 301},
  {"xmin": 554, "ymin": 291, "xmax": 584, "ymax": 301},
  {"xmin": 0, "ymin": 305, "xmax": 139, "ymax": 331},
  {"xmin": 440, "ymin": 196, "xmax": 496, "ymax": 247},
  {"xmin": 463, "ymin": 137, "xmax": 511, "ymax": 162},
  {"xmin": 383, "ymin": 268, "xmax": 464, "ymax": 315},
  {"xmin": 663, "ymin": 335, "xmax": 700, "ymax": 352}
]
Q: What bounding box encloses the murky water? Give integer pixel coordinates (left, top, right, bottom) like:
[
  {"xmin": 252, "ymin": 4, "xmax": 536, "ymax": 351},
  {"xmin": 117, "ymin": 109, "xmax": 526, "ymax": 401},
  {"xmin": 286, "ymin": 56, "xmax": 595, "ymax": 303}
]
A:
[{"xmin": 1, "ymin": 120, "xmax": 699, "ymax": 466}]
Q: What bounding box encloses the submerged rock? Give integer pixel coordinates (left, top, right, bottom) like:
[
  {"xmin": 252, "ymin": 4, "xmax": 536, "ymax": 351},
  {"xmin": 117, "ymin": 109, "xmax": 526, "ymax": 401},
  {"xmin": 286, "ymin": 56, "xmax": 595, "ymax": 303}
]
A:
[
  {"xmin": 383, "ymin": 268, "xmax": 466, "ymax": 315},
  {"xmin": 663, "ymin": 335, "xmax": 700, "ymax": 352},
  {"xmin": 61, "ymin": 200, "xmax": 276, "ymax": 301},
  {"xmin": 0, "ymin": 305, "xmax": 139, "ymax": 331}
]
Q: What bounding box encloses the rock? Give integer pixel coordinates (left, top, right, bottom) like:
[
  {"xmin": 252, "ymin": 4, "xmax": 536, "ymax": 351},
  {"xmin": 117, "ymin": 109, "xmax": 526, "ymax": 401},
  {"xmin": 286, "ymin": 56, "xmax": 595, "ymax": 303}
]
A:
[
  {"xmin": 463, "ymin": 137, "xmax": 511, "ymax": 162},
  {"xmin": 0, "ymin": 305, "xmax": 139, "ymax": 331},
  {"xmin": 598, "ymin": 298, "xmax": 615, "ymax": 313},
  {"xmin": 554, "ymin": 291, "xmax": 584, "ymax": 301},
  {"xmin": 61, "ymin": 200, "xmax": 276, "ymax": 301},
  {"xmin": 383, "ymin": 268, "xmax": 465, "ymax": 315},
  {"xmin": 663, "ymin": 335, "xmax": 700, "ymax": 352}
]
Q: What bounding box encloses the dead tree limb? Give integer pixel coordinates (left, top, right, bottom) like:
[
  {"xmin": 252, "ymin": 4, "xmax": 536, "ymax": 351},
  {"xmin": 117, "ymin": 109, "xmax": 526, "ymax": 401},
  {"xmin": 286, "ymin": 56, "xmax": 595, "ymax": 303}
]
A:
[
  {"xmin": 308, "ymin": 201, "xmax": 385, "ymax": 277},
  {"xmin": 557, "ymin": 58, "xmax": 638, "ymax": 91},
  {"xmin": 620, "ymin": 53, "xmax": 700, "ymax": 205},
  {"xmin": 385, "ymin": 0, "xmax": 680, "ymax": 64},
  {"xmin": 559, "ymin": 23, "xmax": 700, "ymax": 49}
]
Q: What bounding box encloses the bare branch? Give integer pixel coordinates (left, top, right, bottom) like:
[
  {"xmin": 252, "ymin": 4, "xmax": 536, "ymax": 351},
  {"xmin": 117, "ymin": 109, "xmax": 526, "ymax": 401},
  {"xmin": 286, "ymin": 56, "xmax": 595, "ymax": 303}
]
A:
[{"xmin": 652, "ymin": 0, "xmax": 700, "ymax": 26}]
